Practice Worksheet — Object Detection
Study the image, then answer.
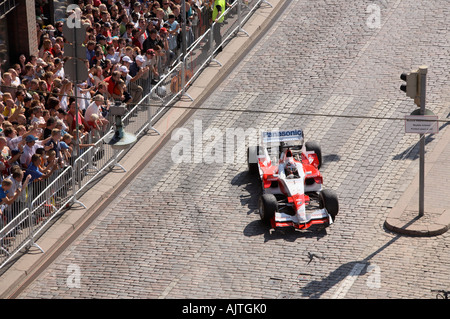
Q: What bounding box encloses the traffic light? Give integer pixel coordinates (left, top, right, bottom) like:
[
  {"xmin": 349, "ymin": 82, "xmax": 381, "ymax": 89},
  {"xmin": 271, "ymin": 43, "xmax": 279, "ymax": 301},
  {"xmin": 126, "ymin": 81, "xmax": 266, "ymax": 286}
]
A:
[{"xmin": 400, "ymin": 69, "xmax": 419, "ymax": 99}]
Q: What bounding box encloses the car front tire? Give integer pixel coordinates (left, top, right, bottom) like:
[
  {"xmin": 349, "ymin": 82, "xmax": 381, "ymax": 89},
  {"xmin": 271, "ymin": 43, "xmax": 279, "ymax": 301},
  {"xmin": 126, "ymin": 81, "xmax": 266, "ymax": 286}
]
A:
[
  {"xmin": 319, "ymin": 189, "xmax": 339, "ymax": 221},
  {"xmin": 259, "ymin": 193, "xmax": 278, "ymax": 225}
]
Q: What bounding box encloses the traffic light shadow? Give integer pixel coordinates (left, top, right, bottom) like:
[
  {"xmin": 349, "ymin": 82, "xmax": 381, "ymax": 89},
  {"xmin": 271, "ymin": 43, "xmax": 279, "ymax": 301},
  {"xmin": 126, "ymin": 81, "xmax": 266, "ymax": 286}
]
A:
[
  {"xmin": 392, "ymin": 134, "xmax": 435, "ymax": 161},
  {"xmin": 298, "ymin": 260, "xmax": 370, "ymax": 299},
  {"xmin": 298, "ymin": 221, "xmax": 418, "ymax": 299},
  {"xmin": 393, "ymin": 116, "xmax": 449, "ymax": 161},
  {"xmin": 440, "ymin": 112, "xmax": 450, "ymax": 130}
]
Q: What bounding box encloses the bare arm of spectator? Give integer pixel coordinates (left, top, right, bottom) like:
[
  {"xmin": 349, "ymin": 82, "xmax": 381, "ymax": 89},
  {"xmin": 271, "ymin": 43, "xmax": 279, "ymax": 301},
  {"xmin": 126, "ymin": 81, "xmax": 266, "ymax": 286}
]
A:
[
  {"xmin": 1, "ymin": 192, "xmax": 20, "ymax": 206},
  {"xmin": 80, "ymin": 142, "xmax": 95, "ymax": 148},
  {"xmin": 163, "ymin": 38, "xmax": 169, "ymax": 51},
  {"xmin": 79, "ymin": 112, "xmax": 91, "ymax": 132},
  {"xmin": 170, "ymin": 24, "xmax": 180, "ymax": 35},
  {"xmin": 41, "ymin": 156, "xmax": 57, "ymax": 174},
  {"xmin": 112, "ymin": 93, "xmax": 124, "ymax": 101},
  {"xmin": 65, "ymin": 114, "xmax": 74, "ymax": 134},
  {"xmin": 40, "ymin": 135, "xmax": 53, "ymax": 146},
  {"xmin": 8, "ymin": 104, "xmax": 24, "ymax": 122},
  {"xmin": 22, "ymin": 124, "xmax": 39, "ymax": 139},
  {"xmin": 38, "ymin": 165, "xmax": 58, "ymax": 181},
  {"xmin": 0, "ymin": 184, "xmax": 22, "ymax": 206},
  {"xmin": 130, "ymin": 66, "xmax": 150, "ymax": 83},
  {"xmin": 8, "ymin": 143, "xmax": 24, "ymax": 164}
]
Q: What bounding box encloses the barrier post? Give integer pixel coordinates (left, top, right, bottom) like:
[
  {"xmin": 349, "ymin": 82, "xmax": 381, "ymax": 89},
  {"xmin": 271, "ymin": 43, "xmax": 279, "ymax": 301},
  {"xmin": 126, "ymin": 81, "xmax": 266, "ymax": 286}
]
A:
[
  {"xmin": 72, "ymin": 161, "xmax": 86, "ymax": 208},
  {"xmin": 238, "ymin": 0, "xmax": 249, "ymax": 36},
  {"xmin": 27, "ymin": 188, "xmax": 44, "ymax": 253},
  {"xmin": 181, "ymin": 58, "xmax": 194, "ymax": 101}
]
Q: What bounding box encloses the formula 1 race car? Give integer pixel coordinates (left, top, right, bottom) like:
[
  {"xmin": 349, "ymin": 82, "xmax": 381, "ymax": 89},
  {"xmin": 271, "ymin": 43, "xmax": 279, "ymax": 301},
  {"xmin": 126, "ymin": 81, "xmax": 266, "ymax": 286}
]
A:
[{"xmin": 247, "ymin": 129, "xmax": 338, "ymax": 231}]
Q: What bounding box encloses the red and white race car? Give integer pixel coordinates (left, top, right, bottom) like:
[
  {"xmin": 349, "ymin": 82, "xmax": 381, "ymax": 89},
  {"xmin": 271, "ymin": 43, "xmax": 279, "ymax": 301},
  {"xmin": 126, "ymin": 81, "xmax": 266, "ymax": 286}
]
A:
[{"xmin": 247, "ymin": 129, "xmax": 338, "ymax": 231}]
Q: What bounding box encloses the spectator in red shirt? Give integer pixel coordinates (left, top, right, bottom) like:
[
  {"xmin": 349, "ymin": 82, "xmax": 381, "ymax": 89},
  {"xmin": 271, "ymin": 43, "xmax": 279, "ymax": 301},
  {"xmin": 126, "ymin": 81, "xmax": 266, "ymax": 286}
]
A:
[
  {"xmin": 104, "ymin": 71, "xmax": 121, "ymax": 97},
  {"xmin": 131, "ymin": 29, "xmax": 143, "ymax": 50}
]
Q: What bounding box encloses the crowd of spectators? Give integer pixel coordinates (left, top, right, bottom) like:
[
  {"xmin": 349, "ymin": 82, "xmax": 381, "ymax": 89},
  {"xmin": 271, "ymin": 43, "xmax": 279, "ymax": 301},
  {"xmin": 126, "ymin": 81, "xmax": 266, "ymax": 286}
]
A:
[{"xmin": 0, "ymin": 0, "xmax": 220, "ymax": 229}]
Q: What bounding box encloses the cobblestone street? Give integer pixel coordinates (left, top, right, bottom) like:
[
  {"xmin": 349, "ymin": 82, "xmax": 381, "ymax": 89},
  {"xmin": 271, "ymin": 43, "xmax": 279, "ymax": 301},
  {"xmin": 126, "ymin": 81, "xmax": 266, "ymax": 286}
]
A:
[{"xmin": 17, "ymin": 0, "xmax": 450, "ymax": 299}]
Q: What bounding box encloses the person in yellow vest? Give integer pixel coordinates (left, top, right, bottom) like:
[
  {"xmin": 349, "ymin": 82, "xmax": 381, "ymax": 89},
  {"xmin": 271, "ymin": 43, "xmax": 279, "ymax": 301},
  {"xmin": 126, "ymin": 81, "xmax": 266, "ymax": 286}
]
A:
[{"xmin": 212, "ymin": 0, "xmax": 226, "ymax": 52}]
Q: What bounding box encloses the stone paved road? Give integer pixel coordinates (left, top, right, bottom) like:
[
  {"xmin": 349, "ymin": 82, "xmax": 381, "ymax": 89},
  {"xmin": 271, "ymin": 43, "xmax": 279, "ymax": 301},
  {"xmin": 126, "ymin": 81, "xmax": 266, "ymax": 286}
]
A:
[{"xmin": 18, "ymin": 0, "xmax": 450, "ymax": 299}]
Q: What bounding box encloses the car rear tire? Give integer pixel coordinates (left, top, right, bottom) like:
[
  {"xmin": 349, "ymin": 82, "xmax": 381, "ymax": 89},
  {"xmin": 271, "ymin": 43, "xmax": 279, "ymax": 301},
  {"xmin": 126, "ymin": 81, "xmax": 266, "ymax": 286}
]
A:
[
  {"xmin": 305, "ymin": 141, "xmax": 322, "ymax": 169},
  {"xmin": 319, "ymin": 189, "xmax": 339, "ymax": 221},
  {"xmin": 259, "ymin": 193, "xmax": 278, "ymax": 225},
  {"xmin": 247, "ymin": 146, "xmax": 261, "ymax": 175}
]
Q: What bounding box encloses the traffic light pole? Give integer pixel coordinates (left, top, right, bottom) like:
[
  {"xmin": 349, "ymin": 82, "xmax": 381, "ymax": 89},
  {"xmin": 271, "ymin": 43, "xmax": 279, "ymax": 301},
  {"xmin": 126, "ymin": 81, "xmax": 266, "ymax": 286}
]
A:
[
  {"xmin": 400, "ymin": 65, "xmax": 429, "ymax": 217},
  {"xmin": 73, "ymin": 25, "xmax": 81, "ymax": 161},
  {"xmin": 418, "ymin": 66, "xmax": 427, "ymax": 217},
  {"xmin": 63, "ymin": 7, "xmax": 89, "ymax": 159},
  {"xmin": 64, "ymin": 7, "xmax": 89, "ymax": 209}
]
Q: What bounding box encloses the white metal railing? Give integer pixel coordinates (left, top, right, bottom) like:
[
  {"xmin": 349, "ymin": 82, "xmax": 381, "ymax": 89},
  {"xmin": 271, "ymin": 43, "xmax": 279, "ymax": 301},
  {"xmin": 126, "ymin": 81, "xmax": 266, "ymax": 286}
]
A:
[{"xmin": 0, "ymin": 0, "xmax": 269, "ymax": 270}]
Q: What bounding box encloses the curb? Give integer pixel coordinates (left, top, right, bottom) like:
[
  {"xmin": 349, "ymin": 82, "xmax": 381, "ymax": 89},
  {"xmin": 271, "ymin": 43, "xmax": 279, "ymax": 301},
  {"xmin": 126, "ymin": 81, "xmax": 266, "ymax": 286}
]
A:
[
  {"xmin": 385, "ymin": 209, "xmax": 450, "ymax": 237},
  {"xmin": 384, "ymin": 123, "xmax": 450, "ymax": 237},
  {"xmin": 0, "ymin": 0, "xmax": 289, "ymax": 298}
]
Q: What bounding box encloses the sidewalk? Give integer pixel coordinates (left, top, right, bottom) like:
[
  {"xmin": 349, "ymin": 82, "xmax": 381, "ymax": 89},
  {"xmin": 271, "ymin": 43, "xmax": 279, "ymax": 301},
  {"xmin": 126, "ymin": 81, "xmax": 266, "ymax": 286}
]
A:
[
  {"xmin": 385, "ymin": 122, "xmax": 450, "ymax": 236},
  {"xmin": 0, "ymin": 0, "xmax": 287, "ymax": 299}
]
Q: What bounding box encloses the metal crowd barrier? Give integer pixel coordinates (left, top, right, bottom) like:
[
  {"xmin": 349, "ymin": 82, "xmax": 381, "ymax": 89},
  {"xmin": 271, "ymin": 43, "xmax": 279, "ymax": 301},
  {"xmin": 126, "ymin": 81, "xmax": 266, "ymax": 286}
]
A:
[
  {"xmin": 0, "ymin": 0, "xmax": 270, "ymax": 271},
  {"xmin": 29, "ymin": 167, "xmax": 74, "ymax": 240},
  {"xmin": 0, "ymin": 167, "xmax": 73, "ymax": 269}
]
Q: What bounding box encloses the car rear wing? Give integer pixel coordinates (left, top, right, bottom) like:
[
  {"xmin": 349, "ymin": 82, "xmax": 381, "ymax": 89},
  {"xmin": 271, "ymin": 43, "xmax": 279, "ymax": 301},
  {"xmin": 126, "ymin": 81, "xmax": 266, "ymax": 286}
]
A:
[{"xmin": 262, "ymin": 129, "xmax": 304, "ymax": 144}]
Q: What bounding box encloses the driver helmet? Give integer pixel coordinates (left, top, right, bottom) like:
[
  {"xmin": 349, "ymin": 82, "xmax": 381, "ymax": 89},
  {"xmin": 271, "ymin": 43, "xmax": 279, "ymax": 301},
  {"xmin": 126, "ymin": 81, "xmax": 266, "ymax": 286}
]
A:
[{"xmin": 285, "ymin": 158, "xmax": 297, "ymax": 176}]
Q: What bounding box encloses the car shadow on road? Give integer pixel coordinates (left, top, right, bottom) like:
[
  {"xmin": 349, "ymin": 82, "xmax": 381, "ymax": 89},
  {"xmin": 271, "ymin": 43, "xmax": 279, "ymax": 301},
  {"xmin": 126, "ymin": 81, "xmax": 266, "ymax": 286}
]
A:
[
  {"xmin": 243, "ymin": 220, "xmax": 329, "ymax": 243},
  {"xmin": 320, "ymin": 154, "xmax": 341, "ymax": 169},
  {"xmin": 230, "ymin": 170, "xmax": 261, "ymax": 216}
]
